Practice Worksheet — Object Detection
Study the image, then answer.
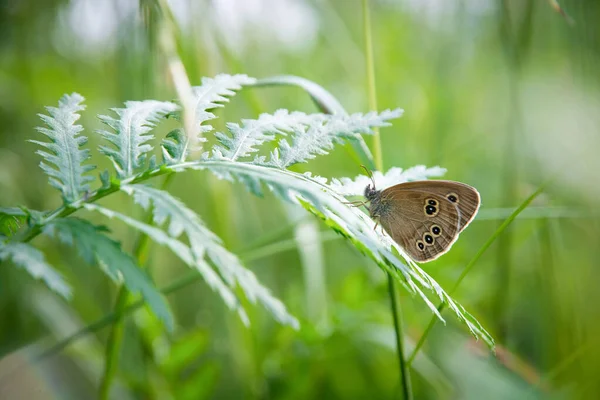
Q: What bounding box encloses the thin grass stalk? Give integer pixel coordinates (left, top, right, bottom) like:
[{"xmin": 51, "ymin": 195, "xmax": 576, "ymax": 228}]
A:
[
  {"xmin": 493, "ymin": 0, "xmax": 534, "ymax": 342},
  {"xmin": 494, "ymin": 0, "xmax": 519, "ymax": 343},
  {"xmin": 406, "ymin": 182, "xmax": 548, "ymax": 366},
  {"xmin": 362, "ymin": 0, "xmax": 412, "ymax": 398},
  {"xmin": 528, "ymin": 341, "xmax": 590, "ymax": 395},
  {"xmin": 537, "ymin": 216, "xmax": 567, "ymax": 372}
]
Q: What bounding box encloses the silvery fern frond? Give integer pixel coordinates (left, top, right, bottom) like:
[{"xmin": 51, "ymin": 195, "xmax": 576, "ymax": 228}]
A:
[
  {"xmin": 98, "ymin": 100, "xmax": 178, "ymax": 178},
  {"xmin": 84, "ymin": 204, "xmax": 249, "ymax": 325},
  {"xmin": 30, "ymin": 93, "xmax": 95, "ymax": 203},
  {"xmin": 119, "ymin": 184, "xmax": 298, "ymax": 328},
  {"xmin": 212, "ymin": 110, "xmax": 320, "ymax": 161},
  {"xmin": 162, "ymin": 74, "xmax": 256, "ymax": 164},
  {"xmin": 0, "ymin": 242, "xmax": 72, "ymax": 299},
  {"xmin": 265, "ymin": 109, "xmax": 403, "ymax": 168},
  {"xmin": 172, "ymin": 160, "xmax": 493, "ymax": 347},
  {"xmin": 330, "ymin": 165, "xmax": 448, "ymax": 196}
]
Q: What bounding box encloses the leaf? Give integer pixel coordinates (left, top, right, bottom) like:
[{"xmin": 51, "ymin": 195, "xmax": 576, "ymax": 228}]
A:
[
  {"xmin": 98, "ymin": 100, "xmax": 179, "ymax": 178},
  {"xmin": 212, "ymin": 110, "xmax": 318, "ymax": 161},
  {"xmin": 171, "ymin": 160, "xmax": 493, "ymax": 348},
  {"xmin": 160, "ymin": 328, "xmax": 210, "ymax": 377},
  {"xmin": 119, "ymin": 184, "xmax": 299, "ymax": 328},
  {"xmin": 0, "ymin": 207, "xmax": 28, "ymax": 237},
  {"xmin": 0, "ymin": 242, "xmax": 72, "ymax": 299},
  {"xmin": 161, "ymin": 129, "xmax": 186, "ymax": 165},
  {"xmin": 329, "ymin": 165, "xmax": 448, "ymax": 196},
  {"xmin": 162, "ymin": 74, "xmax": 256, "ymax": 164},
  {"xmin": 265, "ymin": 109, "xmax": 403, "ymax": 168},
  {"xmin": 253, "ymin": 75, "xmax": 377, "ymax": 170},
  {"xmin": 253, "ymin": 75, "xmax": 346, "ymax": 115},
  {"xmin": 30, "ymin": 93, "xmax": 95, "ymax": 203},
  {"xmin": 84, "ymin": 204, "xmax": 249, "ymax": 325},
  {"xmin": 43, "ymin": 218, "xmax": 174, "ymax": 330}
]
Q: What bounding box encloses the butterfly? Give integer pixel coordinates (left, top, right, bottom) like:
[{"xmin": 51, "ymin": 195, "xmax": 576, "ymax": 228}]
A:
[{"xmin": 349, "ymin": 168, "xmax": 480, "ymax": 262}]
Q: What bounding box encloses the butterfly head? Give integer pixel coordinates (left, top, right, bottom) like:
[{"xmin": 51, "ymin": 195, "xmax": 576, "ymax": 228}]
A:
[
  {"xmin": 364, "ymin": 184, "xmax": 380, "ymax": 201},
  {"xmin": 361, "ymin": 165, "xmax": 380, "ymax": 202}
]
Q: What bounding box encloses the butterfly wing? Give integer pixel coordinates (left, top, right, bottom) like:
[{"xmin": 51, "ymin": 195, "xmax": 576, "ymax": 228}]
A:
[
  {"xmin": 389, "ymin": 180, "xmax": 480, "ymax": 232},
  {"xmin": 377, "ymin": 187, "xmax": 462, "ymax": 262}
]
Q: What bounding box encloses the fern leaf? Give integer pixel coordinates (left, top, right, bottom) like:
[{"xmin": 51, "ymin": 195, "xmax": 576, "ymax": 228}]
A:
[
  {"xmin": 0, "ymin": 207, "xmax": 28, "ymax": 238},
  {"xmin": 162, "ymin": 74, "xmax": 256, "ymax": 164},
  {"xmin": 212, "ymin": 110, "xmax": 318, "ymax": 161},
  {"xmin": 119, "ymin": 184, "xmax": 298, "ymax": 328},
  {"xmin": 43, "ymin": 218, "xmax": 174, "ymax": 330},
  {"xmin": 30, "ymin": 93, "xmax": 95, "ymax": 203},
  {"xmin": 0, "ymin": 242, "xmax": 72, "ymax": 299},
  {"xmin": 161, "ymin": 129, "xmax": 186, "ymax": 165},
  {"xmin": 98, "ymin": 100, "xmax": 178, "ymax": 178},
  {"xmin": 84, "ymin": 203, "xmax": 250, "ymax": 325},
  {"xmin": 175, "ymin": 160, "xmax": 493, "ymax": 348},
  {"xmin": 329, "ymin": 165, "xmax": 448, "ymax": 196},
  {"xmin": 265, "ymin": 109, "xmax": 403, "ymax": 168}
]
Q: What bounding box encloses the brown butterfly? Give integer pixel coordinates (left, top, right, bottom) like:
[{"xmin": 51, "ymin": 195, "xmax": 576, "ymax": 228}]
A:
[{"xmin": 352, "ymin": 168, "xmax": 480, "ymax": 262}]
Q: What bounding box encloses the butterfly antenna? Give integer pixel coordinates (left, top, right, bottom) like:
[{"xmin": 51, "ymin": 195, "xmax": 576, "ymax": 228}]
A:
[{"xmin": 360, "ymin": 165, "xmax": 376, "ymax": 189}]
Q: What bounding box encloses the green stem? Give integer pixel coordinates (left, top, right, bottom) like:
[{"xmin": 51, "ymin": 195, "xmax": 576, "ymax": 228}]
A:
[
  {"xmin": 388, "ymin": 274, "xmax": 413, "ymax": 399},
  {"xmin": 362, "ymin": 1, "xmax": 411, "ymax": 398},
  {"xmin": 98, "ymin": 287, "xmax": 129, "ymax": 399},
  {"xmin": 362, "ymin": 0, "xmax": 382, "ymax": 168},
  {"xmin": 494, "ymin": 0, "xmax": 534, "ymax": 344},
  {"xmin": 98, "ymin": 174, "xmax": 174, "ymax": 399},
  {"xmin": 406, "ymin": 182, "xmax": 548, "ymax": 366}
]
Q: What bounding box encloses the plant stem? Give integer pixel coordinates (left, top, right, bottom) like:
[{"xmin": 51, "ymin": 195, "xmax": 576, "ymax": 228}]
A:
[
  {"xmin": 98, "ymin": 287, "xmax": 128, "ymax": 399},
  {"xmin": 97, "ymin": 174, "xmax": 174, "ymax": 399},
  {"xmin": 362, "ymin": 1, "xmax": 412, "ymax": 398},
  {"xmin": 388, "ymin": 274, "xmax": 413, "ymax": 399},
  {"xmin": 362, "ymin": 0, "xmax": 382, "ymax": 167}
]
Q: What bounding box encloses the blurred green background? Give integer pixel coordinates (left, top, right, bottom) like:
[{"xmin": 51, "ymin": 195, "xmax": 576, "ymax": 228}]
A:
[{"xmin": 1, "ymin": 0, "xmax": 600, "ymax": 399}]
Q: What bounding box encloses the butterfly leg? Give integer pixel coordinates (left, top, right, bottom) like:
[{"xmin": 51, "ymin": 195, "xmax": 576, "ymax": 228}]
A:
[{"xmin": 342, "ymin": 200, "xmax": 366, "ymax": 207}]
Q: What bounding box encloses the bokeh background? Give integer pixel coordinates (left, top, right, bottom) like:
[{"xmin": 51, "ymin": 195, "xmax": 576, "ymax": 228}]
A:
[{"xmin": 1, "ymin": 0, "xmax": 600, "ymax": 399}]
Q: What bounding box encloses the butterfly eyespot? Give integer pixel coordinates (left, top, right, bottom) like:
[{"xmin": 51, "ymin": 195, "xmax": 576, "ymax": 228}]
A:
[
  {"xmin": 427, "ymin": 198, "xmax": 438, "ymax": 206},
  {"xmin": 416, "ymin": 240, "xmax": 425, "ymax": 251},
  {"xmin": 424, "ymin": 205, "xmax": 438, "ymax": 216},
  {"xmin": 430, "ymin": 225, "xmax": 442, "ymax": 237},
  {"xmin": 447, "ymin": 192, "xmax": 459, "ymax": 203},
  {"xmin": 423, "ymin": 233, "xmax": 434, "ymax": 245}
]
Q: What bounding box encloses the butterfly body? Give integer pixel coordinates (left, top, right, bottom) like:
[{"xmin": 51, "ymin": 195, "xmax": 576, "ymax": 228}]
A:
[
  {"xmin": 364, "ymin": 180, "xmax": 480, "ymax": 262},
  {"xmin": 364, "ymin": 184, "xmax": 391, "ymax": 220}
]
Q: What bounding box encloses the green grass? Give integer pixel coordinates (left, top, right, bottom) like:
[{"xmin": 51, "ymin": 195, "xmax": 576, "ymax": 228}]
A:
[{"xmin": 1, "ymin": 1, "xmax": 600, "ymax": 399}]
